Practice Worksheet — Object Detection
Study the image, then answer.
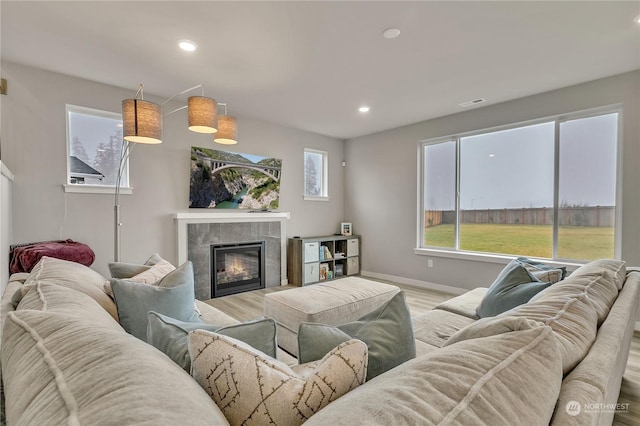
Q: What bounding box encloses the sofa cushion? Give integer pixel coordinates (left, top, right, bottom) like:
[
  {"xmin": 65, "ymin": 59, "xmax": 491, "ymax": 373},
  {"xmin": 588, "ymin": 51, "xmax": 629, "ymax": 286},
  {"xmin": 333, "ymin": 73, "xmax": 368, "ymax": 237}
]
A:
[
  {"xmin": 20, "ymin": 256, "xmax": 117, "ymax": 321},
  {"xmin": 16, "ymin": 281, "xmax": 121, "ymax": 331},
  {"xmin": 297, "ymin": 291, "xmax": 415, "ymax": 381},
  {"xmin": 443, "ymin": 315, "xmax": 545, "ymax": 347},
  {"xmin": 146, "ymin": 312, "xmax": 276, "ymax": 371},
  {"xmin": 530, "ymin": 269, "xmax": 618, "ymax": 326},
  {"xmin": 111, "ymin": 261, "xmax": 200, "ymax": 341},
  {"xmin": 571, "ymin": 258, "xmax": 626, "ymax": 290},
  {"xmin": 1, "ymin": 309, "xmax": 229, "ymax": 426},
  {"xmin": 304, "ymin": 320, "xmax": 562, "ymax": 426},
  {"xmin": 477, "ymin": 259, "xmax": 552, "ymax": 318},
  {"xmin": 189, "ymin": 330, "xmax": 367, "ymax": 426},
  {"xmin": 502, "ymin": 291, "xmax": 598, "ymax": 374},
  {"xmin": 412, "ymin": 308, "xmax": 476, "ymax": 348},
  {"xmin": 433, "ymin": 287, "xmax": 487, "ymax": 319}
]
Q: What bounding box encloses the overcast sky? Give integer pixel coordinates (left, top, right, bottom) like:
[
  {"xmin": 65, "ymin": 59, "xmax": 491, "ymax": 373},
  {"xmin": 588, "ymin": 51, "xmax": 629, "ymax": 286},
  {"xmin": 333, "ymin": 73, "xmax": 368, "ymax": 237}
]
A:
[
  {"xmin": 424, "ymin": 113, "xmax": 618, "ymax": 210},
  {"xmin": 68, "ymin": 109, "xmax": 122, "ymax": 163}
]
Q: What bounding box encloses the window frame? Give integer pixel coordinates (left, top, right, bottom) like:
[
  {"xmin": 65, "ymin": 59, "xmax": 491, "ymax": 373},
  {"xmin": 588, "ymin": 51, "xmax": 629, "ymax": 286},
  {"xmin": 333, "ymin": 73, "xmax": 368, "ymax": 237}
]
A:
[
  {"xmin": 63, "ymin": 104, "xmax": 132, "ymax": 195},
  {"xmin": 416, "ymin": 105, "xmax": 623, "ymax": 264},
  {"xmin": 303, "ymin": 148, "xmax": 329, "ymax": 201}
]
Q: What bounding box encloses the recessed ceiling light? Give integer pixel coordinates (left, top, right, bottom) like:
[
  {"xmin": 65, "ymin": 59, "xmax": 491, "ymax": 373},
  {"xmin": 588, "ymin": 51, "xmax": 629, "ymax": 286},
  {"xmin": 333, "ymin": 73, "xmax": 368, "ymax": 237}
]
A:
[
  {"xmin": 358, "ymin": 106, "xmax": 371, "ymax": 113},
  {"xmin": 178, "ymin": 39, "xmax": 197, "ymax": 52},
  {"xmin": 635, "ymin": 15, "xmax": 640, "ymax": 24},
  {"xmin": 382, "ymin": 28, "xmax": 401, "ymax": 39}
]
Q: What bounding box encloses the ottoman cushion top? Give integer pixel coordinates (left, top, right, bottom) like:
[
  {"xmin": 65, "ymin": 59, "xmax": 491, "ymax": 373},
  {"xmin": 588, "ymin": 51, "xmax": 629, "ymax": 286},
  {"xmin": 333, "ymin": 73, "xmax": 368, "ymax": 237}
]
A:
[{"xmin": 264, "ymin": 277, "xmax": 400, "ymax": 328}]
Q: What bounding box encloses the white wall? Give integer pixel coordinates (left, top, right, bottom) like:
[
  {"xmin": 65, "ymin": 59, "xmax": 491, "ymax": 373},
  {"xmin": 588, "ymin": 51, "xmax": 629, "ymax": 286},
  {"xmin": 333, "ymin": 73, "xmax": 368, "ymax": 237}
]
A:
[
  {"xmin": 0, "ymin": 162, "xmax": 14, "ymax": 294},
  {"xmin": 345, "ymin": 71, "xmax": 640, "ymax": 292},
  {"xmin": 1, "ymin": 62, "xmax": 345, "ymax": 277}
]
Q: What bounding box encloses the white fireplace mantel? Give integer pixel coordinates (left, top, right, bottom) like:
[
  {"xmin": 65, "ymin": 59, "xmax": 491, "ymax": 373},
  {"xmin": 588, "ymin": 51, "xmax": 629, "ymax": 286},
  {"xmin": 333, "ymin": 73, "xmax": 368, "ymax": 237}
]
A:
[{"xmin": 174, "ymin": 211, "xmax": 290, "ymax": 285}]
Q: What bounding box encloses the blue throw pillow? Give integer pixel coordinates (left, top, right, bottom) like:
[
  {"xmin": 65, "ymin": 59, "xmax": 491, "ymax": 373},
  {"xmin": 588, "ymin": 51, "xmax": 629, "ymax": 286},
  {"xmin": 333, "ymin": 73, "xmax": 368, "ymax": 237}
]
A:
[
  {"xmin": 147, "ymin": 312, "xmax": 277, "ymax": 372},
  {"xmin": 111, "ymin": 261, "xmax": 200, "ymax": 340},
  {"xmin": 476, "ymin": 259, "xmax": 552, "ymax": 318},
  {"xmin": 298, "ymin": 291, "xmax": 415, "ymax": 381}
]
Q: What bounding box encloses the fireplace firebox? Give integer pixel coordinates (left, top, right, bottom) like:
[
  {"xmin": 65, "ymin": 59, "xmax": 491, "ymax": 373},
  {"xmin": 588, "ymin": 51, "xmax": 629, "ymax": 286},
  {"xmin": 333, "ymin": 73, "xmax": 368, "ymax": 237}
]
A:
[{"xmin": 210, "ymin": 241, "xmax": 265, "ymax": 298}]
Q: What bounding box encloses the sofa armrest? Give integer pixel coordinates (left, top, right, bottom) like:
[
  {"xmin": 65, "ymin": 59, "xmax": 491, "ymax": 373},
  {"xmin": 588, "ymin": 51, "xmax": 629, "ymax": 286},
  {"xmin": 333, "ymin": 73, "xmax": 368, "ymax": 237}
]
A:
[{"xmin": 195, "ymin": 300, "xmax": 239, "ymax": 326}]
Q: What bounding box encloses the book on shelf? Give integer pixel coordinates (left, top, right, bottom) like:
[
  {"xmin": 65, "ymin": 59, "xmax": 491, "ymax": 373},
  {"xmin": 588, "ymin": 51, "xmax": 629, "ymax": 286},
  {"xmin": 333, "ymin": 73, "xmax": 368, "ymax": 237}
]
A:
[
  {"xmin": 319, "ymin": 263, "xmax": 329, "ymax": 280},
  {"xmin": 322, "ymin": 246, "xmax": 333, "ymax": 260}
]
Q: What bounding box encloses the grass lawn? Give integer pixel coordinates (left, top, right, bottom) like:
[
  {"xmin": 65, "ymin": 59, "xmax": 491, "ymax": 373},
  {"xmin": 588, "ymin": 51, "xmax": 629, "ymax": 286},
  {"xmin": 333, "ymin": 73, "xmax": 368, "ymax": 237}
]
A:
[{"xmin": 424, "ymin": 223, "xmax": 614, "ymax": 260}]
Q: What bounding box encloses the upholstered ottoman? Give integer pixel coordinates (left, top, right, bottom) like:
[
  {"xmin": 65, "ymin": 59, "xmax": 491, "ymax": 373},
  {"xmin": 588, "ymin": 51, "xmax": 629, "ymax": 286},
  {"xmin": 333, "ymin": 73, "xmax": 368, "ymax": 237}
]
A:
[{"xmin": 263, "ymin": 277, "xmax": 400, "ymax": 356}]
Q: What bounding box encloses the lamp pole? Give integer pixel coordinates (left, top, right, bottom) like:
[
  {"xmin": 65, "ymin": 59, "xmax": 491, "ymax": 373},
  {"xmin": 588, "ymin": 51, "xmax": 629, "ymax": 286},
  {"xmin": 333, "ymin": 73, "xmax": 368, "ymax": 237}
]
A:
[{"xmin": 114, "ymin": 139, "xmax": 131, "ymax": 262}]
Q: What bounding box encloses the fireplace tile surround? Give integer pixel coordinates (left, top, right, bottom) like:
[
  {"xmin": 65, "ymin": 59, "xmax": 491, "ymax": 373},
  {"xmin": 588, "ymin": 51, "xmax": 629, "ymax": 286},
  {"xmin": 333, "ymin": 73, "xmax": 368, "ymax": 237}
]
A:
[{"xmin": 175, "ymin": 212, "xmax": 289, "ymax": 300}]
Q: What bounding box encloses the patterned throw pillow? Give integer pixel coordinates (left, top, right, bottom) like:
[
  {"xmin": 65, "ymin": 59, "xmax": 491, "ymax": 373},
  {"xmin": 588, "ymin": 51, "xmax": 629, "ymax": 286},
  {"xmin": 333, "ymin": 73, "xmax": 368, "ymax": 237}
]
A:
[
  {"xmin": 188, "ymin": 330, "xmax": 368, "ymax": 426},
  {"xmin": 517, "ymin": 257, "xmax": 566, "ymax": 283},
  {"xmin": 104, "ymin": 258, "xmax": 175, "ymax": 296}
]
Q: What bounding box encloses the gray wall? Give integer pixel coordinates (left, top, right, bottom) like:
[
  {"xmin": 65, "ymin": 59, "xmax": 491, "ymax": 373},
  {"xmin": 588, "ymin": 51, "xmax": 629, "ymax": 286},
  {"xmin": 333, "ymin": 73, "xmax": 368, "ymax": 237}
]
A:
[
  {"xmin": 345, "ymin": 71, "xmax": 640, "ymax": 291},
  {"xmin": 1, "ymin": 62, "xmax": 345, "ymax": 277}
]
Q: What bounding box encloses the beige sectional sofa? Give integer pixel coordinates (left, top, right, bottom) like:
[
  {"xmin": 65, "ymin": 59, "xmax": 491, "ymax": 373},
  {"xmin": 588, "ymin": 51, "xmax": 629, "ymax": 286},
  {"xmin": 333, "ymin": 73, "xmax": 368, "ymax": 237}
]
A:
[{"xmin": 1, "ymin": 259, "xmax": 638, "ymax": 425}]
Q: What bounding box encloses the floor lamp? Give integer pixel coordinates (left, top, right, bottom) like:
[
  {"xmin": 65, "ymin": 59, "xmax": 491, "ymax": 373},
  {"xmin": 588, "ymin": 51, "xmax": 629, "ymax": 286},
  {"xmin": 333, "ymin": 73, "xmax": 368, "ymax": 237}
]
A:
[
  {"xmin": 115, "ymin": 85, "xmax": 162, "ymax": 262},
  {"xmin": 115, "ymin": 83, "xmax": 228, "ymax": 262}
]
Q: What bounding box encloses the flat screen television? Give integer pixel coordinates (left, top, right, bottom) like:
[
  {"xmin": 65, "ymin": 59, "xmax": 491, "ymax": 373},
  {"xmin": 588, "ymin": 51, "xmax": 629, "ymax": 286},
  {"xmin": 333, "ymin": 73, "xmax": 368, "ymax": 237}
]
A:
[{"xmin": 189, "ymin": 147, "xmax": 282, "ymax": 210}]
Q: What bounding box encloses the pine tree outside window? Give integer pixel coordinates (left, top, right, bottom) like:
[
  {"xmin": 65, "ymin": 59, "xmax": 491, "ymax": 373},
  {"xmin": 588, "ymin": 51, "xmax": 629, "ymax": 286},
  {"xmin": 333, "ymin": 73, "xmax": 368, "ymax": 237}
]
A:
[
  {"xmin": 304, "ymin": 148, "xmax": 328, "ymax": 200},
  {"xmin": 64, "ymin": 105, "xmax": 130, "ymax": 194}
]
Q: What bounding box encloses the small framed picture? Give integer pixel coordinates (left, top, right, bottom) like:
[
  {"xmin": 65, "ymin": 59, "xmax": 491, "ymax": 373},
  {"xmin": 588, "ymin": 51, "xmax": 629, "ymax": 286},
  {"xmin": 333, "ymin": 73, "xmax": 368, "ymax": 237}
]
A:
[{"xmin": 341, "ymin": 222, "xmax": 352, "ymax": 236}]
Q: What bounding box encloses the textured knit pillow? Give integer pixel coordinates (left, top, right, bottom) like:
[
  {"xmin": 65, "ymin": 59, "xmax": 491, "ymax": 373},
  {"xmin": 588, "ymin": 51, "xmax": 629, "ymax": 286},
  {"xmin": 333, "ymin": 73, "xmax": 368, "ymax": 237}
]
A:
[
  {"xmin": 111, "ymin": 261, "xmax": 200, "ymax": 340},
  {"xmin": 189, "ymin": 330, "xmax": 367, "ymax": 426},
  {"xmin": 297, "ymin": 291, "xmax": 415, "ymax": 381},
  {"xmin": 147, "ymin": 311, "xmax": 276, "ymax": 371},
  {"xmin": 476, "ymin": 259, "xmax": 552, "ymax": 318}
]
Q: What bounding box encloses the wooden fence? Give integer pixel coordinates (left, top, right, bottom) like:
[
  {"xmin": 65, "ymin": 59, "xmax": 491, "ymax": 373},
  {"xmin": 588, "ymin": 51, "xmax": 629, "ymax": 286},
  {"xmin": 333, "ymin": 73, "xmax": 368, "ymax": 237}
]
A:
[{"xmin": 425, "ymin": 206, "xmax": 614, "ymax": 228}]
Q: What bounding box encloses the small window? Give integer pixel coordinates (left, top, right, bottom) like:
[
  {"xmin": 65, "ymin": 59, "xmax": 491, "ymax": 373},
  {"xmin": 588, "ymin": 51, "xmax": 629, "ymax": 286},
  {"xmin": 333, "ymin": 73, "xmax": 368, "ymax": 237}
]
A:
[
  {"xmin": 65, "ymin": 105, "xmax": 128, "ymax": 193},
  {"xmin": 304, "ymin": 148, "xmax": 328, "ymax": 200}
]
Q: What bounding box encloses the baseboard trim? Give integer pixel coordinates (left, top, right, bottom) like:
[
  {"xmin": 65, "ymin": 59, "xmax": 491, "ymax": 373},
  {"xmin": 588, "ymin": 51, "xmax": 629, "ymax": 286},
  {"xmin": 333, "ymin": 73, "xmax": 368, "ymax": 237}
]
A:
[{"xmin": 361, "ymin": 270, "xmax": 467, "ymax": 296}]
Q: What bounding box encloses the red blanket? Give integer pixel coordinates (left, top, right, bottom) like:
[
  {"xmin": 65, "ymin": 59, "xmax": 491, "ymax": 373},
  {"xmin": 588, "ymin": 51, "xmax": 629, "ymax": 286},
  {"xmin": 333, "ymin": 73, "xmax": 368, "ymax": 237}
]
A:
[{"xmin": 9, "ymin": 239, "xmax": 95, "ymax": 274}]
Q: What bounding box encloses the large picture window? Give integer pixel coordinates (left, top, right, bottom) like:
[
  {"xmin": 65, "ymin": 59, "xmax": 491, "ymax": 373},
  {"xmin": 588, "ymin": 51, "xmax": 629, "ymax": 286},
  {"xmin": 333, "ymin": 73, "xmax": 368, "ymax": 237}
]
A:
[
  {"xmin": 65, "ymin": 105, "xmax": 127, "ymax": 192},
  {"xmin": 419, "ymin": 108, "xmax": 620, "ymax": 262}
]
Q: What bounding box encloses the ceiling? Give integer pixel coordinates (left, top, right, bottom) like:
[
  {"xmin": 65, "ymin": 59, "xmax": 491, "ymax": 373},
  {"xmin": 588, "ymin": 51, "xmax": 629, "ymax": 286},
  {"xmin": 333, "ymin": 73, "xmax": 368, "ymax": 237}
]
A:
[{"xmin": 2, "ymin": 1, "xmax": 639, "ymax": 140}]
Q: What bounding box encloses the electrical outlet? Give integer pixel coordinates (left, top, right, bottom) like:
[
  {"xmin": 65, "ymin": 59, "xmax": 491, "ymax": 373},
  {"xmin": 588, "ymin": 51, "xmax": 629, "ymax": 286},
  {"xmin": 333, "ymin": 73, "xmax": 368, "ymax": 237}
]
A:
[{"xmin": 427, "ymin": 259, "xmax": 433, "ymax": 268}]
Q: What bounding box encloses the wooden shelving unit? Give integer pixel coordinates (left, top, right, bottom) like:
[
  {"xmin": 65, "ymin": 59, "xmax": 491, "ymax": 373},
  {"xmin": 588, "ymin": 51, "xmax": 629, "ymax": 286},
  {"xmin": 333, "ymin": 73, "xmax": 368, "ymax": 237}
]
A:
[{"xmin": 287, "ymin": 235, "xmax": 360, "ymax": 286}]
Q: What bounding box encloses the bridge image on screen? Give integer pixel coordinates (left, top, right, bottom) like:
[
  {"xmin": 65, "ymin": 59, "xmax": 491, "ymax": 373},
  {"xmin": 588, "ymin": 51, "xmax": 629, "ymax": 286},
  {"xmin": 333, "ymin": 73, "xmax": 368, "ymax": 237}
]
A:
[{"xmin": 189, "ymin": 147, "xmax": 283, "ymax": 210}]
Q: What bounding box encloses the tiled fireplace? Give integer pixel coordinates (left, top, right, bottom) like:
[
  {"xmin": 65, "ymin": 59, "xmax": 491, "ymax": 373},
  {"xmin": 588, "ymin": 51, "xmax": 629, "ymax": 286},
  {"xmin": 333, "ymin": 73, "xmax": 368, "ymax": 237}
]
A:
[{"xmin": 175, "ymin": 212, "xmax": 289, "ymax": 300}]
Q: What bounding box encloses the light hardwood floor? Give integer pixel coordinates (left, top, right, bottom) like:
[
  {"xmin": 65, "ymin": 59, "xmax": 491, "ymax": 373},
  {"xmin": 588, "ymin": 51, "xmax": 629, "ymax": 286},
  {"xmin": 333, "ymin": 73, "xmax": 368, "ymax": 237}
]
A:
[{"xmin": 205, "ymin": 280, "xmax": 639, "ymax": 425}]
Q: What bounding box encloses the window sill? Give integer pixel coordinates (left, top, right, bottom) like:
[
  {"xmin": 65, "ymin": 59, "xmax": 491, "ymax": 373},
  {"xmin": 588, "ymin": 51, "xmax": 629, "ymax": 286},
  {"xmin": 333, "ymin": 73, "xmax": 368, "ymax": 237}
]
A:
[
  {"xmin": 303, "ymin": 195, "xmax": 330, "ymax": 202},
  {"xmin": 63, "ymin": 184, "xmax": 133, "ymax": 195},
  {"xmin": 413, "ymin": 247, "xmax": 584, "ymax": 270}
]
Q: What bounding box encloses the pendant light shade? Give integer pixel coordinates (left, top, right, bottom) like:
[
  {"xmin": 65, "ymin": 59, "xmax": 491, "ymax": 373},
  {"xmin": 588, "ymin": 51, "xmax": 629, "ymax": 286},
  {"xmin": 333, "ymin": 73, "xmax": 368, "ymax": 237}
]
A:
[
  {"xmin": 188, "ymin": 96, "xmax": 217, "ymax": 134},
  {"xmin": 122, "ymin": 99, "xmax": 162, "ymax": 144},
  {"xmin": 214, "ymin": 115, "xmax": 238, "ymax": 145}
]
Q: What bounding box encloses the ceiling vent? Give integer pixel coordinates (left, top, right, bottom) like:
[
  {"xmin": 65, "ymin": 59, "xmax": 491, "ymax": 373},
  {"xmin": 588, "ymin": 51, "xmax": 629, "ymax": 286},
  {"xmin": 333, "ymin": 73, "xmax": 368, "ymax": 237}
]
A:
[{"xmin": 459, "ymin": 98, "xmax": 486, "ymax": 107}]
